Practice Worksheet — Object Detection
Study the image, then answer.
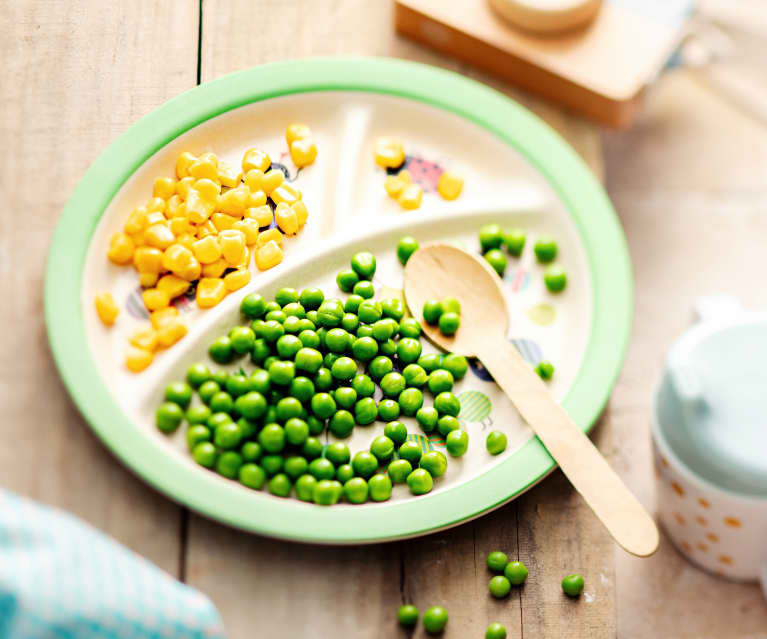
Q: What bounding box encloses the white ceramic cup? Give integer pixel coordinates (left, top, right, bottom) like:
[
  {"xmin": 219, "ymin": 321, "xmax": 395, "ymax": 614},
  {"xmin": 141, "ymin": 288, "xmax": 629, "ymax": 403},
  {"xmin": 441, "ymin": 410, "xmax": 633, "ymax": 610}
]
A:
[{"xmin": 651, "ymin": 296, "xmax": 767, "ymax": 594}]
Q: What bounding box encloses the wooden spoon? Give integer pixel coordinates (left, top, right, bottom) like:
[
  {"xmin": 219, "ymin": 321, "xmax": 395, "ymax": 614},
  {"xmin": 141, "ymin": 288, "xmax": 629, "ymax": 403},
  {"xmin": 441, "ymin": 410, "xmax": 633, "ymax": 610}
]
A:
[{"xmin": 403, "ymin": 243, "xmax": 659, "ymax": 557}]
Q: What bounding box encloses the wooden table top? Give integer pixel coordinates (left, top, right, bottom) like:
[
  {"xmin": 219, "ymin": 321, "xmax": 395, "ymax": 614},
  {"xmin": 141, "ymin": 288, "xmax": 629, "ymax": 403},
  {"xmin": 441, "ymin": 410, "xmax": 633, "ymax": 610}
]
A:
[{"xmin": 2, "ymin": 1, "xmax": 766, "ymax": 637}]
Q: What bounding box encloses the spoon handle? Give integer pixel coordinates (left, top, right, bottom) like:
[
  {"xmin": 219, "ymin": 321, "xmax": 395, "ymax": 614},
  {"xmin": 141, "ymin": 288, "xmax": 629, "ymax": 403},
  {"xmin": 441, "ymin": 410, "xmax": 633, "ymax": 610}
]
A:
[{"xmin": 478, "ymin": 340, "xmax": 659, "ymax": 557}]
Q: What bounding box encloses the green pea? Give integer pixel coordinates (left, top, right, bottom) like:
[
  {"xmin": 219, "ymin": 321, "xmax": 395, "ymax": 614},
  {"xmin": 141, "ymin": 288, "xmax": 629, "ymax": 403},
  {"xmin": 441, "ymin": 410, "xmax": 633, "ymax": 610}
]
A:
[
  {"xmin": 273, "ymin": 287, "xmax": 298, "ymax": 306},
  {"xmin": 420, "ymin": 450, "xmax": 447, "ymax": 478},
  {"xmin": 441, "ymin": 353, "xmax": 468, "ymax": 380},
  {"xmin": 313, "ymin": 367, "xmax": 333, "ymax": 391},
  {"xmin": 381, "ymin": 298, "xmax": 405, "ymax": 321},
  {"xmin": 422, "ymin": 606, "xmax": 448, "ymax": 634},
  {"xmin": 427, "ymin": 369, "xmax": 454, "ymax": 394},
  {"xmin": 216, "ymin": 451, "xmax": 243, "ymax": 479},
  {"xmin": 331, "ymin": 356, "xmax": 357, "ymax": 381},
  {"xmin": 307, "ymin": 415, "xmax": 325, "ymax": 435},
  {"xmin": 335, "ymin": 463, "xmax": 355, "ymax": 483},
  {"xmin": 329, "ymin": 410, "xmax": 355, "ymax": 438},
  {"xmin": 434, "ymin": 391, "xmax": 460, "ymax": 417},
  {"xmin": 299, "ymin": 287, "xmax": 324, "ymax": 310},
  {"xmin": 263, "ymin": 355, "xmax": 279, "ymax": 371},
  {"xmin": 446, "ymin": 429, "xmax": 469, "ymax": 457},
  {"xmin": 251, "ymin": 319, "xmax": 266, "ymax": 337},
  {"xmin": 354, "ymin": 397, "xmax": 378, "ymax": 425},
  {"xmin": 302, "ymin": 436, "xmax": 324, "ymax": 460},
  {"xmin": 370, "ymin": 435, "xmax": 395, "ymax": 462},
  {"xmin": 258, "ymin": 423, "xmax": 285, "ymax": 453},
  {"xmin": 284, "ymin": 418, "xmax": 309, "ymax": 446},
  {"xmin": 295, "ymin": 474, "xmax": 317, "ymax": 502},
  {"xmin": 325, "ymin": 442, "xmax": 351, "ymax": 466},
  {"xmin": 268, "ymin": 360, "xmax": 295, "ymax": 386},
  {"xmin": 438, "ymin": 311, "xmax": 460, "ymax": 336},
  {"xmin": 398, "ymin": 388, "xmax": 424, "ymax": 416},
  {"xmin": 439, "ymin": 297, "xmax": 461, "ymax": 315},
  {"xmin": 484, "ymin": 248, "xmax": 507, "ymax": 277},
  {"xmin": 562, "ymin": 574, "xmax": 584, "ymax": 597},
  {"xmin": 232, "ymin": 392, "xmax": 265, "ymax": 420},
  {"xmin": 353, "ymin": 280, "xmax": 375, "ymax": 299},
  {"xmin": 352, "ymin": 451, "xmax": 379, "ymax": 478},
  {"xmin": 486, "ymin": 430, "xmax": 507, "ymax": 455},
  {"xmin": 313, "ymin": 479, "xmax": 342, "ymax": 505},
  {"xmin": 333, "ymin": 386, "xmax": 357, "ymax": 410},
  {"xmin": 398, "ymin": 441, "xmax": 423, "ymax": 465},
  {"xmin": 317, "ymin": 299, "xmax": 344, "ymax": 327},
  {"xmin": 311, "ymin": 392, "xmax": 337, "ymax": 419},
  {"xmin": 398, "ymin": 317, "xmax": 421, "ymax": 338},
  {"xmin": 336, "ymin": 268, "xmax": 359, "ymax": 293},
  {"xmin": 324, "ymin": 328, "xmax": 350, "ymax": 354},
  {"xmin": 503, "ymin": 228, "xmax": 526, "ymax": 256},
  {"xmin": 265, "ymin": 310, "xmax": 287, "ymax": 324},
  {"xmin": 274, "ymin": 334, "xmax": 300, "ymax": 360},
  {"xmin": 306, "ymin": 310, "xmax": 319, "ymax": 325},
  {"xmin": 388, "ymin": 458, "xmax": 412, "ymax": 484},
  {"xmin": 396, "ymin": 337, "xmax": 422, "ymax": 364},
  {"xmin": 230, "ymin": 326, "xmax": 256, "ymax": 354},
  {"xmin": 294, "ymin": 347, "xmax": 323, "ymax": 374},
  {"xmin": 486, "ymin": 551, "xmax": 509, "ymax": 573},
  {"xmin": 416, "ymin": 406, "xmax": 438, "ymax": 433},
  {"xmin": 309, "ymin": 457, "xmax": 335, "ymax": 481},
  {"xmin": 396, "ymin": 236, "xmax": 419, "ymax": 265},
  {"xmin": 263, "ymin": 405, "xmax": 278, "ymax": 425},
  {"xmin": 186, "ymin": 363, "xmax": 211, "ymax": 389},
  {"xmin": 479, "ymin": 223, "xmax": 503, "ymax": 252},
  {"xmin": 239, "ymin": 463, "xmax": 266, "ymax": 489},
  {"xmin": 535, "ymin": 360, "xmax": 555, "ymax": 380},
  {"xmin": 505, "ymin": 561, "xmax": 528, "ymax": 585},
  {"xmin": 163, "ymin": 381, "xmax": 192, "ymax": 409},
  {"xmin": 282, "ymin": 302, "xmax": 306, "ymax": 319},
  {"xmin": 377, "ymin": 399, "xmax": 400, "ymax": 422},
  {"xmin": 193, "ymin": 442, "xmax": 217, "ymax": 468},
  {"xmin": 208, "ymin": 336, "xmax": 233, "ymax": 364},
  {"xmin": 236, "ymin": 417, "xmax": 257, "ymax": 440},
  {"xmin": 240, "ymin": 293, "xmax": 266, "ymax": 319},
  {"xmin": 186, "ymin": 424, "xmax": 210, "ymax": 450},
  {"xmin": 297, "ymin": 329, "xmax": 320, "ymax": 349},
  {"xmin": 367, "ymin": 355, "xmax": 393, "ymax": 382},
  {"xmin": 267, "ymin": 473, "xmax": 291, "ymax": 497},
  {"xmin": 351, "ymin": 251, "xmax": 376, "ymax": 279},
  {"xmin": 400, "ymin": 364, "xmax": 426, "ymax": 388},
  {"xmin": 186, "ymin": 404, "xmax": 212, "ymax": 426},
  {"xmin": 371, "ymin": 318, "xmax": 397, "ymax": 342},
  {"xmin": 341, "ymin": 312, "xmax": 360, "ymax": 333},
  {"xmin": 352, "ymin": 374, "xmax": 375, "ymax": 398},
  {"xmin": 210, "ymin": 371, "xmax": 229, "ymax": 387},
  {"xmin": 368, "ymin": 474, "xmax": 392, "ymax": 502},
  {"xmin": 422, "ymin": 299, "xmax": 442, "ymax": 325},
  {"xmin": 437, "ymin": 415, "xmax": 460, "ymax": 437},
  {"xmin": 534, "ymin": 235, "xmax": 558, "ymax": 263},
  {"xmin": 240, "ymin": 441, "xmax": 262, "ymax": 462},
  {"xmin": 263, "ymin": 301, "xmax": 281, "ymax": 314},
  {"xmin": 209, "ymin": 391, "xmax": 233, "ymax": 414},
  {"xmin": 283, "ymin": 315, "xmax": 302, "ymax": 334},
  {"xmin": 251, "ymin": 338, "xmax": 271, "ymax": 364},
  {"xmin": 260, "ymin": 454, "xmax": 284, "ymax": 477},
  {"xmin": 357, "ymin": 300, "xmax": 382, "ymax": 324},
  {"xmin": 289, "ymin": 376, "xmax": 315, "ymax": 403},
  {"xmin": 486, "ymin": 623, "xmax": 507, "ymax": 639},
  {"xmin": 344, "ymin": 294, "xmax": 364, "ymax": 313},
  {"xmin": 343, "ymin": 476, "xmax": 369, "ymax": 504},
  {"xmin": 296, "ymin": 318, "xmax": 315, "ymax": 332},
  {"xmin": 261, "ymin": 319, "xmax": 285, "ymax": 343},
  {"xmin": 225, "ymin": 374, "xmax": 249, "ymax": 398},
  {"xmin": 247, "ymin": 369, "xmax": 270, "ymax": 394},
  {"xmin": 380, "ymin": 372, "xmax": 406, "ymax": 398},
  {"xmin": 489, "ymin": 575, "xmax": 511, "ymax": 598},
  {"xmin": 380, "ymin": 338, "xmax": 397, "ymax": 357},
  {"xmin": 211, "ymin": 421, "xmax": 239, "ymax": 449},
  {"xmin": 207, "ymin": 412, "xmax": 231, "ymax": 430},
  {"xmin": 418, "ymin": 353, "xmax": 444, "ymax": 373},
  {"xmin": 351, "ymin": 336, "xmax": 379, "ymax": 362},
  {"xmin": 384, "ymin": 420, "xmax": 408, "ymax": 445}
]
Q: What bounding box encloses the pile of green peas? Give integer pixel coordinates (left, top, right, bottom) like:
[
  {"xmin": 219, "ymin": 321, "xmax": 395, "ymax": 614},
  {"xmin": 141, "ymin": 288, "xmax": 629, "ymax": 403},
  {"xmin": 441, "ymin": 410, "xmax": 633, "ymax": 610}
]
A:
[
  {"xmin": 422, "ymin": 296, "xmax": 461, "ymax": 337},
  {"xmin": 155, "ymin": 251, "xmax": 471, "ymax": 505}
]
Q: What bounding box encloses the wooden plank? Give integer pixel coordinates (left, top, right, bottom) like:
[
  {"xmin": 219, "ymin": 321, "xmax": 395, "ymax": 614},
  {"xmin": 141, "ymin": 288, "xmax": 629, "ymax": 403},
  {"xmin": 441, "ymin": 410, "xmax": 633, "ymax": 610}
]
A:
[{"xmin": 0, "ymin": 1, "xmax": 198, "ymax": 571}]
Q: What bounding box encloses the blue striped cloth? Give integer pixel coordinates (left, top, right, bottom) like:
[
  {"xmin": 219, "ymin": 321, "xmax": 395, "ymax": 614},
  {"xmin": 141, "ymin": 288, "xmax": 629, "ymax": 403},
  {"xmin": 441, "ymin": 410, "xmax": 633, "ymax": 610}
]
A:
[{"xmin": 0, "ymin": 490, "xmax": 225, "ymax": 639}]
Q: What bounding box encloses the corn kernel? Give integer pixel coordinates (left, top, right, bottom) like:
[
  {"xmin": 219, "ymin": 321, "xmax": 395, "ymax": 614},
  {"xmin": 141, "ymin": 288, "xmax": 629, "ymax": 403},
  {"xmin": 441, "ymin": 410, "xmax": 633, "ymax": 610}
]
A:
[
  {"xmin": 201, "ymin": 257, "xmax": 227, "ymax": 278},
  {"xmin": 150, "ymin": 306, "xmax": 179, "ymax": 329},
  {"xmin": 290, "ymin": 138, "xmax": 317, "ymax": 168},
  {"xmin": 129, "ymin": 231, "xmax": 146, "ymax": 248},
  {"xmin": 162, "ymin": 244, "xmax": 201, "ymax": 281},
  {"xmin": 255, "ymin": 240, "xmax": 283, "ymax": 271},
  {"xmin": 286, "ymin": 123, "xmax": 312, "ymax": 145},
  {"xmin": 157, "ymin": 274, "xmax": 190, "ymax": 299},
  {"xmin": 232, "ymin": 218, "xmax": 259, "ymax": 245},
  {"xmin": 146, "ymin": 211, "xmax": 166, "ymax": 226},
  {"xmin": 142, "ymin": 288, "xmax": 170, "ymax": 311},
  {"xmin": 129, "ymin": 325, "xmax": 158, "ymax": 351},
  {"xmin": 224, "ymin": 268, "xmax": 251, "ymax": 292},
  {"xmin": 247, "ymin": 190, "xmax": 267, "ymax": 208},
  {"xmin": 246, "ymin": 205, "xmax": 274, "ymax": 228},
  {"xmin": 384, "ymin": 170, "xmax": 412, "ymax": 198},
  {"xmin": 375, "ymin": 137, "xmax": 405, "ymax": 168},
  {"xmin": 242, "ymin": 147, "xmax": 271, "ymax": 173},
  {"xmin": 217, "ymin": 159, "xmax": 242, "ymax": 188},
  {"xmin": 219, "ymin": 229, "xmax": 246, "ymax": 265},
  {"xmin": 189, "ymin": 158, "xmax": 219, "ymax": 181},
  {"xmin": 211, "ymin": 212, "xmax": 236, "ymax": 232},
  {"xmin": 235, "ymin": 246, "xmax": 251, "ymax": 270},
  {"xmin": 146, "ymin": 197, "xmax": 166, "ymax": 214},
  {"xmin": 256, "ymin": 227, "xmax": 283, "ymax": 247},
  {"xmin": 271, "ymin": 183, "xmax": 301, "ymax": 206},
  {"xmin": 244, "ymin": 169, "xmax": 265, "ymax": 192},
  {"xmin": 275, "ymin": 202, "xmax": 299, "ymax": 235},
  {"xmin": 153, "ymin": 177, "xmax": 176, "ymax": 200},
  {"xmin": 217, "ymin": 185, "xmax": 248, "ymax": 217},
  {"xmin": 139, "ymin": 272, "xmax": 159, "ymax": 288},
  {"xmin": 199, "ymin": 152, "xmax": 219, "ymax": 167},
  {"xmin": 133, "ymin": 246, "xmax": 164, "ymax": 274},
  {"xmin": 195, "ymin": 224, "xmax": 213, "ymax": 239},
  {"xmin": 166, "ymin": 194, "xmax": 184, "ymax": 218},
  {"xmin": 176, "ymin": 176, "xmax": 196, "ymax": 200},
  {"xmin": 107, "ymin": 232, "xmax": 135, "ymax": 265},
  {"xmin": 125, "ymin": 346, "xmax": 153, "ymax": 372},
  {"xmin": 398, "ymin": 183, "xmax": 423, "ymax": 210},
  {"xmin": 156, "ymin": 318, "xmax": 187, "ymax": 348},
  {"xmin": 168, "ymin": 216, "xmax": 189, "ymax": 236},
  {"xmin": 194, "ymin": 178, "xmax": 221, "ymax": 202},
  {"xmin": 94, "ymin": 292, "xmax": 119, "ymax": 325},
  {"xmin": 262, "ymin": 169, "xmax": 285, "ymax": 194},
  {"xmin": 186, "ymin": 188, "xmax": 213, "ymax": 224},
  {"xmin": 176, "ymin": 233, "xmax": 196, "ymax": 251},
  {"xmin": 292, "ymin": 200, "xmax": 309, "ymax": 228},
  {"xmin": 437, "ymin": 171, "xmax": 464, "ymax": 200},
  {"xmin": 124, "ymin": 207, "xmax": 148, "ymax": 234},
  {"xmin": 196, "ymin": 277, "xmax": 227, "ymax": 308},
  {"xmin": 176, "ymin": 152, "xmax": 197, "ymax": 179},
  {"xmin": 144, "ymin": 223, "xmax": 175, "ymax": 250},
  {"xmin": 192, "ymin": 235, "xmax": 222, "ymax": 264}
]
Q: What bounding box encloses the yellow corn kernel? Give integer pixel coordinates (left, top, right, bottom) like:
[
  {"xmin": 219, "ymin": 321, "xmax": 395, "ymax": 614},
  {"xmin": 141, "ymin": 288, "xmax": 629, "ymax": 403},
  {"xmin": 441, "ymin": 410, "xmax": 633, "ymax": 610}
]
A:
[
  {"xmin": 129, "ymin": 231, "xmax": 146, "ymax": 248},
  {"xmin": 176, "ymin": 233, "xmax": 196, "ymax": 251},
  {"xmin": 146, "ymin": 196, "xmax": 166, "ymax": 214},
  {"xmin": 232, "ymin": 218, "xmax": 259, "ymax": 245},
  {"xmin": 192, "ymin": 235, "xmax": 222, "ymax": 264},
  {"xmin": 153, "ymin": 177, "xmax": 176, "ymax": 200},
  {"xmin": 437, "ymin": 171, "xmax": 464, "ymax": 200},
  {"xmin": 94, "ymin": 292, "xmax": 119, "ymax": 326},
  {"xmin": 194, "ymin": 178, "xmax": 221, "ymax": 202},
  {"xmin": 255, "ymin": 240, "xmax": 283, "ymax": 271},
  {"xmin": 286, "ymin": 123, "xmax": 312, "ymax": 145},
  {"xmin": 384, "ymin": 170, "xmax": 412, "ymax": 198},
  {"xmin": 246, "ymin": 205, "xmax": 274, "ymax": 228},
  {"xmin": 150, "ymin": 306, "xmax": 179, "ymax": 329},
  {"xmin": 290, "ymin": 138, "xmax": 317, "ymax": 168},
  {"xmin": 244, "ymin": 169, "xmax": 265, "ymax": 192},
  {"xmin": 139, "ymin": 272, "xmax": 159, "ymax": 288},
  {"xmin": 176, "ymin": 152, "xmax": 197, "ymax": 179},
  {"xmin": 256, "ymin": 227, "xmax": 283, "ymax": 248},
  {"xmin": 217, "ymin": 159, "xmax": 242, "ymax": 188},
  {"xmin": 274, "ymin": 202, "xmax": 299, "ymax": 235},
  {"xmin": 176, "ymin": 176, "xmax": 196, "ymax": 200},
  {"xmin": 195, "ymin": 224, "xmax": 213, "ymax": 239},
  {"xmin": 235, "ymin": 246, "xmax": 251, "ymax": 270},
  {"xmin": 129, "ymin": 325, "xmax": 158, "ymax": 352},
  {"xmin": 224, "ymin": 268, "xmax": 251, "ymax": 292},
  {"xmin": 375, "ymin": 137, "xmax": 405, "ymax": 168},
  {"xmin": 248, "ymin": 189, "xmax": 267, "ymax": 208},
  {"xmin": 189, "ymin": 157, "xmax": 219, "ymax": 181},
  {"xmin": 211, "ymin": 212, "xmax": 236, "ymax": 232},
  {"xmin": 124, "ymin": 206, "xmax": 148, "ymax": 234},
  {"xmin": 162, "ymin": 244, "xmax": 201, "ymax": 281},
  {"xmin": 398, "ymin": 183, "xmax": 423, "ymax": 210},
  {"xmin": 186, "ymin": 189, "xmax": 214, "ymax": 224},
  {"xmin": 157, "ymin": 274, "xmax": 190, "ymax": 299},
  {"xmin": 125, "ymin": 346, "xmax": 153, "ymax": 372},
  {"xmin": 199, "ymin": 152, "xmax": 219, "ymax": 167},
  {"xmin": 271, "ymin": 183, "xmax": 301, "ymax": 206},
  {"xmin": 156, "ymin": 318, "xmax": 187, "ymax": 348},
  {"xmin": 262, "ymin": 169, "xmax": 285, "ymax": 195},
  {"xmin": 166, "ymin": 194, "xmax": 184, "ymax": 218},
  {"xmin": 196, "ymin": 277, "xmax": 227, "ymax": 308},
  {"xmin": 242, "ymin": 147, "xmax": 271, "ymax": 173},
  {"xmin": 292, "ymin": 200, "xmax": 309, "ymax": 228},
  {"xmin": 142, "ymin": 288, "xmax": 170, "ymax": 311},
  {"xmin": 219, "ymin": 229, "xmax": 246, "ymax": 265},
  {"xmin": 107, "ymin": 232, "xmax": 135, "ymax": 265},
  {"xmin": 144, "ymin": 223, "xmax": 175, "ymax": 250},
  {"xmin": 146, "ymin": 211, "xmax": 166, "ymax": 226},
  {"xmin": 201, "ymin": 257, "xmax": 227, "ymax": 278},
  {"xmin": 217, "ymin": 185, "xmax": 249, "ymax": 217},
  {"xmin": 133, "ymin": 246, "xmax": 164, "ymax": 274},
  {"xmin": 168, "ymin": 216, "xmax": 189, "ymax": 237}
]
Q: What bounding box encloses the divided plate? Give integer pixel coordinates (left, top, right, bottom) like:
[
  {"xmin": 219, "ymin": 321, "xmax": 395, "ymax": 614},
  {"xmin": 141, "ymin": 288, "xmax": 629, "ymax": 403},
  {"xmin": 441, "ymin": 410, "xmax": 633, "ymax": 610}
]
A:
[{"xmin": 45, "ymin": 58, "xmax": 632, "ymax": 542}]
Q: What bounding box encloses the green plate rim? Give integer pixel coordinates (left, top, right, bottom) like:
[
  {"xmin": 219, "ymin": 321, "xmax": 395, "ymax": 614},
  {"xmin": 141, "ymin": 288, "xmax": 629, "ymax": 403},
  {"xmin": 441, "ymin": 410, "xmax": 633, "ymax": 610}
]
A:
[{"xmin": 44, "ymin": 57, "xmax": 633, "ymax": 543}]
